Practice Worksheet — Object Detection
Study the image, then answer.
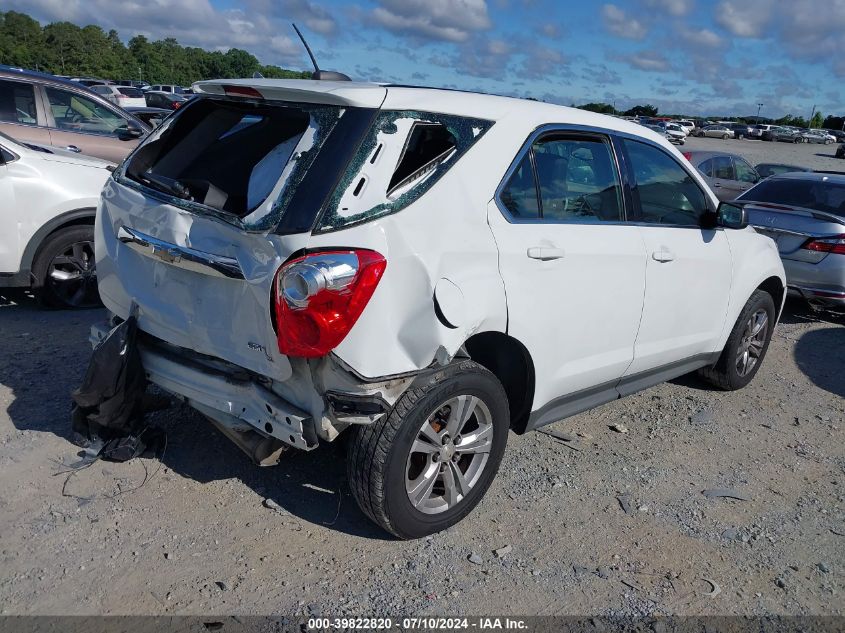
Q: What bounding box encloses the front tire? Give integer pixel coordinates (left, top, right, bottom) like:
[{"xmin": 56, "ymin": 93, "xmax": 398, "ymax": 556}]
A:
[
  {"xmin": 347, "ymin": 360, "xmax": 509, "ymax": 539},
  {"xmin": 698, "ymin": 290, "xmax": 776, "ymax": 390}
]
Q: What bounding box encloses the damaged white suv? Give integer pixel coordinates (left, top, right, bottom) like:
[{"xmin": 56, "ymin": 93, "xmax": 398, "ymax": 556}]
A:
[{"xmin": 93, "ymin": 79, "xmax": 785, "ymax": 538}]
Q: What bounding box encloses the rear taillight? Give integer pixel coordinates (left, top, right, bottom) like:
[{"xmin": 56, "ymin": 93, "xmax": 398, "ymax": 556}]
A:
[
  {"xmin": 272, "ymin": 250, "xmax": 387, "ymax": 358},
  {"xmin": 682, "ymin": 152, "xmax": 692, "ymax": 161},
  {"xmin": 802, "ymin": 234, "xmax": 845, "ymax": 255}
]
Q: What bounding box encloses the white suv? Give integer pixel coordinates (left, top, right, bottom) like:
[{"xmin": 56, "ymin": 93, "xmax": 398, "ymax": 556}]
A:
[
  {"xmin": 93, "ymin": 80, "xmax": 786, "ymax": 538},
  {"xmin": 0, "ymin": 131, "xmax": 113, "ymax": 307}
]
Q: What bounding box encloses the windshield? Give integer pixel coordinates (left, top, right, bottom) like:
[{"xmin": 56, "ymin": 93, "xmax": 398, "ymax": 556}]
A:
[{"xmin": 739, "ymin": 178, "xmax": 845, "ymax": 217}]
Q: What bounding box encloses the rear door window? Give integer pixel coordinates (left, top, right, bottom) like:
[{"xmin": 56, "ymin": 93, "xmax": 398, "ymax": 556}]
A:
[
  {"xmin": 710, "ymin": 156, "xmax": 734, "ymax": 180},
  {"xmin": 499, "ymin": 154, "xmax": 540, "ymax": 219},
  {"xmin": 121, "ymin": 98, "xmax": 342, "ymax": 231},
  {"xmin": 44, "ymin": 88, "xmax": 126, "ymax": 135},
  {"xmin": 0, "ymin": 80, "xmax": 38, "ymax": 125},
  {"xmin": 316, "ymin": 111, "xmax": 492, "ymax": 232}
]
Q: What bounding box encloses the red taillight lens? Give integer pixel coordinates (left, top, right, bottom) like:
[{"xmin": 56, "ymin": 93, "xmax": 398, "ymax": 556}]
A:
[
  {"xmin": 222, "ymin": 85, "xmax": 263, "ymax": 98},
  {"xmin": 172, "ymin": 101, "xmax": 181, "ymax": 109},
  {"xmin": 682, "ymin": 152, "xmax": 692, "ymax": 161},
  {"xmin": 272, "ymin": 250, "xmax": 387, "ymax": 358},
  {"xmin": 802, "ymin": 234, "xmax": 845, "ymax": 255}
]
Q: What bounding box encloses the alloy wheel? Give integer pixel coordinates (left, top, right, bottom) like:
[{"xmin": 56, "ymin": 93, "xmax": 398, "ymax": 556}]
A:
[
  {"xmin": 405, "ymin": 395, "xmax": 493, "ymax": 515},
  {"xmin": 735, "ymin": 308, "xmax": 768, "ymax": 377},
  {"xmin": 47, "ymin": 240, "xmax": 100, "ymax": 308}
]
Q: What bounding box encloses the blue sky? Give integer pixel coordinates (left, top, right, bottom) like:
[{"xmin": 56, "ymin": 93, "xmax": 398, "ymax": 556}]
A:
[{"xmin": 7, "ymin": 0, "xmax": 844, "ymax": 118}]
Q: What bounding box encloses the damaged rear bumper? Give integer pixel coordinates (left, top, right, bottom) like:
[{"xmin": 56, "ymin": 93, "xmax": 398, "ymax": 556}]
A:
[
  {"xmin": 90, "ymin": 320, "xmax": 317, "ymax": 457},
  {"xmin": 89, "ymin": 319, "xmax": 418, "ymax": 463}
]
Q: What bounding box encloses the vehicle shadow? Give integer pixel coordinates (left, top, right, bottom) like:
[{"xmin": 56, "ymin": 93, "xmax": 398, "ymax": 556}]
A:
[
  {"xmin": 793, "ymin": 327, "xmax": 845, "ymax": 398},
  {"xmin": 813, "ymin": 152, "xmax": 839, "ymax": 159},
  {"xmin": 669, "ymin": 298, "xmax": 841, "ymax": 391},
  {"xmin": 0, "ymin": 288, "xmax": 388, "ymax": 540}
]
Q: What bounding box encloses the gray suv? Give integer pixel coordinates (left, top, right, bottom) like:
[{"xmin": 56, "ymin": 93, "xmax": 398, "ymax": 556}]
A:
[
  {"xmin": 683, "ymin": 150, "xmax": 761, "ymax": 201},
  {"xmin": 0, "ymin": 66, "xmax": 150, "ymax": 162}
]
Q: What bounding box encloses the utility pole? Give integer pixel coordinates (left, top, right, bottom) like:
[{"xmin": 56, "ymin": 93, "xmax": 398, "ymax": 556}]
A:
[
  {"xmin": 809, "ymin": 104, "xmax": 816, "ymax": 129},
  {"xmin": 756, "ymin": 103, "xmax": 763, "ymax": 123}
]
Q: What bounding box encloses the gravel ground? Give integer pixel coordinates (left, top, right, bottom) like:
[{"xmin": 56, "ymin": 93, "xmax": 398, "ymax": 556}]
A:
[
  {"xmin": 1, "ymin": 286, "xmax": 844, "ymax": 617},
  {"xmin": 681, "ymin": 135, "xmax": 844, "ymax": 172}
]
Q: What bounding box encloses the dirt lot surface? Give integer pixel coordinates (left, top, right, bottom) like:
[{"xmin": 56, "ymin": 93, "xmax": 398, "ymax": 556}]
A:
[
  {"xmin": 0, "ymin": 287, "xmax": 843, "ymax": 618},
  {"xmin": 682, "ymin": 135, "xmax": 844, "ymax": 172}
]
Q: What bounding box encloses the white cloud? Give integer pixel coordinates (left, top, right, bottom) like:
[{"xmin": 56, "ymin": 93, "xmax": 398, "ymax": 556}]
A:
[
  {"xmin": 715, "ymin": 0, "xmax": 774, "ymax": 37},
  {"xmin": 7, "ymin": 0, "xmax": 325, "ymax": 66},
  {"xmin": 372, "ymin": 0, "xmax": 492, "ymax": 43},
  {"xmin": 625, "ymin": 50, "xmax": 671, "ymax": 71},
  {"xmin": 644, "ymin": 0, "xmax": 694, "ymax": 16},
  {"xmin": 682, "ymin": 27, "xmax": 722, "ymax": 47},
  {"xmin": 601, "ymin": 4, "xmax": 648, "ymax": 40}
]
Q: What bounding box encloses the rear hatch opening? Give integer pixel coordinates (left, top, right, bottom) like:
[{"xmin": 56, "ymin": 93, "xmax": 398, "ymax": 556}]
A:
[{"xmin": 119, "ymin": 97, "xmax": 342, "ymax": 232}]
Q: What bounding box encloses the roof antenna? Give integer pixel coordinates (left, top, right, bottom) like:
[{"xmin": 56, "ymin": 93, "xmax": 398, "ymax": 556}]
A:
[{"xmin": 291, "ymin": 23, "xmax": 351, "ymax": 81}]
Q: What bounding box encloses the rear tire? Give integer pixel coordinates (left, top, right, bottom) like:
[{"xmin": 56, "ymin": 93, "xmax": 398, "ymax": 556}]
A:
[
  {"xmin": 31, "ymin": 225, "xmax": 101, "ymax": 309},
  {"xmin": 347, "ymin": 360, "xmax": 509, "ymax": 539},
  {"xmin": 698, "ymin": 290, "xmax": 776, "ymax": 390}
]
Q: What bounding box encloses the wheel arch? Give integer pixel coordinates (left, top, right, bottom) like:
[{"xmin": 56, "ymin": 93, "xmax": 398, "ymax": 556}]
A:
[
  {"xmin": 463, "ymin": 331, "xmax": 535, "ymax": 434},
  {"xmin": 21, "ymin": 208, "xmax": 96, "ymax": 275},
  {"xmin": 757, "ymin": 275, "xmax": 786, "ymax": 318}
]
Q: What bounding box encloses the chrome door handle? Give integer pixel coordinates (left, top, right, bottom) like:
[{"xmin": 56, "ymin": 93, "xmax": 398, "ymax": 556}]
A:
[
  {"xmin": 652, "ymin": 249, "xmax": 675, "ymax": 262},
  {"xmin": 712, "ymin": 182, "xmax": 722, "ymax": 187},
  {"xmin": 527, "ymin": 246, "xmax": 566, "ymax": 260},
  {"xmin": 65, "ymin": 145, "xmax": 81, "ymax": 153}
]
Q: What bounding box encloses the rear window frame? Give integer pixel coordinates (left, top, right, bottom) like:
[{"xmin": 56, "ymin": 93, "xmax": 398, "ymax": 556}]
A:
[
  {"xmin": 313, "ymin": 109, "xmax": 492, "ymax": 234},
  {"xmin": 116, "ymin": 96, "xmax": 346, "ymax": 233}
]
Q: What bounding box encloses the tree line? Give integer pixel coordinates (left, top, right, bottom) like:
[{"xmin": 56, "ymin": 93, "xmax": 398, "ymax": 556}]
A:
[{"xmin": 0, "ymin": 10, "xmax": 309, "ymax": 85}]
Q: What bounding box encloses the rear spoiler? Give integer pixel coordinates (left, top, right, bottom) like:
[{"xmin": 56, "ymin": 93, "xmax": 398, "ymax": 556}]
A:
[
  {"xmin": 191, "ymin": 79, "xmax": 387, "ymax": 109},
  {"xmin": 743, "ymin": 201, "xmax": 845, "ymax": 225}
]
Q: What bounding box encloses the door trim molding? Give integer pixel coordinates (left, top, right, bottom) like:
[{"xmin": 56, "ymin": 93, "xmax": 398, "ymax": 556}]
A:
[{"xmin": 525, "ymin": 351, "xmax": 719, "ymax": 431}]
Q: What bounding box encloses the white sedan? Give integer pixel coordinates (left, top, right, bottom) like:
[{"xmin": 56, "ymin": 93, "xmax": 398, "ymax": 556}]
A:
[
  {"xmin": 89, "ymin": 84, "xmax": 147, "ymax": 109},
  {"xmin": 0, "ymin": 132, "xmax": 114, "ymax": 308}
]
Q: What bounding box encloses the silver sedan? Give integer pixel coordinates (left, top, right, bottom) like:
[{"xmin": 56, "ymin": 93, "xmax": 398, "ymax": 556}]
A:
[
  {"xmin": 740, "ymin": 173, "xmax": 845, "ymax": 308},
  {"xmin": 698, "ymin": 125, "xmax": 735, "ymax": 139}
]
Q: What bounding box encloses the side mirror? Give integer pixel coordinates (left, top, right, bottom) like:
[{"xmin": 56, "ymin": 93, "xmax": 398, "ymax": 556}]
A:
[
  {"xmin": 716, "ymin": 201, "xmax": 748, "ymax": 229},
  {"xmin": 117, "ymin": 125, "xmax": 144, "ymax": 141}
]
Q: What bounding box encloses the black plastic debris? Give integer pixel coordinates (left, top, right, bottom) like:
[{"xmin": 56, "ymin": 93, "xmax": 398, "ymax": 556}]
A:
[{"xmin": 70, "ymin": 314, "xmax": 156, "ymax": 462}]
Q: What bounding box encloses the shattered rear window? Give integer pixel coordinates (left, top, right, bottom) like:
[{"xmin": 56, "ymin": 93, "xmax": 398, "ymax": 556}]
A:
[
  {"xmin": 316, "ymin": 110, "xmax": 492, "ymax": 232},
  {"xmin": 119, "ymin": 98, "xmax": 341, "ymax": 232}
]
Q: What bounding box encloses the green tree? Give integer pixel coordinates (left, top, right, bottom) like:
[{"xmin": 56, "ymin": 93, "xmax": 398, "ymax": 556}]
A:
[
  {"xmin": 1, "ymin": 11, "xmax": 46, "ymax": 69},
  {"xmin": 810, "ymin": 111, "xmax": 824, "ymax": 129},
  {"xmin": 0, "ymin": 10, "xmax": 307, "ymax": 84},
  {"xmin": 822, "ymin": 115, "xmax": 844, "ymax": 130},
  {"xmin": 624, "ymin": 104, "xmax": 658, "ymax": 117},
  {"xmin": 577, "ymin": 102, "xmax": 615, "ymax": 115}
]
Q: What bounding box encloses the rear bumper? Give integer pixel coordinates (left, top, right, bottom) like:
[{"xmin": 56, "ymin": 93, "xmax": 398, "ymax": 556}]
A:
[
  {"xmin": 90, "ymin": 320, "xmax": 318, "ymax": 451},
  {"xmin": 782, "ymin": 258, "xmax": 845, "ymax": 307},
  {"xmin": 789, "ymin": 285, "xmax": 845, "ymax": 307}
]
